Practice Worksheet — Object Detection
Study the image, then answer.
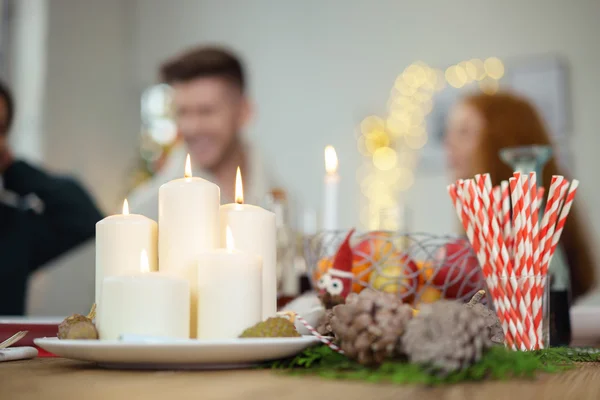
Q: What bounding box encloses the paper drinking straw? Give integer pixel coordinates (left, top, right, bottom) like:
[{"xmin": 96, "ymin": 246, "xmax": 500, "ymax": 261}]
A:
[
  {"xmin": 474, "ymin": 203, "xmax": 528, "ymax": 350},
  {"xmin": 545, "ymin": 179, "xmax": 579, "ymax": 273},
  {"xmin": 521, "ymin": 174, "xmax": 533, "ymax": 276},
  {"xmin": 449, "ymin": 185, "xmax": 512, "ymax": 346},
  {"xmin": 449, "ymin": 180, "xmax": 517, "ymax": 348},
  {"xmin": 530, "ymin": 173, "xmax": 540, "ymax": 270},
  {"xmin": 533, "ymin": 176, "xmax": 566, "ymax": 346},
  {"xmin": 469, "ymin": 180, "xmax": 529, "ymax": 349},
  {"xmin": 492, "ymin": 185, "xmax": 502, "ymax": 226},
  {"xmin": 509, "ymin": 177, "xmax": 524, "ymax": 276},
  {"xmin": 538, "ymin": 176, "xmax": 564, "ymax": 258},
  {"xmin": 500, "ymin": 180, "xmax": 512, "ymax": 257},
  {"xmin": 475, "ymin": 174, "xmax": 496, "ymax": 227},
  {"xmin": 540, "ymin": 179, "xmax": 569, "ymax": 274},
  {"xmin": 516, "ymin": 173, "xmax": 537, "ymax": 347}
]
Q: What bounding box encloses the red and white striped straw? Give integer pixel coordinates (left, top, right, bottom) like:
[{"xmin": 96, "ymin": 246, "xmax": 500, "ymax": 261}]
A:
[
  {"xmin": 520, "ymin": 174, "xmax": 533, "ymax": 276},
  {"xmin": 448, "ymin": 174, "xmax": 578, "ymax": 350},
  {"xmin": 538, "ymin": 176, "xmax": 564, "ymax": 270},
  {"xmin": 492, "ymin": 185, "xmax": 502, "ymax": 227},
  {"xmin": 540, "ymin": 179, "xmax": 569, "ymax": 274},
  {"xmin": 447, "ymin": 184, "xmax": 514, "ymax": 347},
  {"xmin": 533, "ymin": 176, "xmax": 566, "ymax": 346},
  {"xmin": 459, "ymin": 181, "xmax": 519, "ymax": 346},
  {"xmin": 529, "ymin": 173, "xmax": 540, "ymax": 271},
  {"xmin": 469, "ymin": 179, "xmax": 529, "ymax": 349},
  {"xmin": 500, "ymin": 180, "xmax": 512, "ymax": 256},
  {"xmin": 509, "ymin": 177, "xmax": 525, "ymax": 276},
  {"xmin": 519, "ymin": 173, "xmax": 537, "ymax": 347},
  {"xmin": 545, "ymin": 179, "xmax": 579, "ymax": 273}
]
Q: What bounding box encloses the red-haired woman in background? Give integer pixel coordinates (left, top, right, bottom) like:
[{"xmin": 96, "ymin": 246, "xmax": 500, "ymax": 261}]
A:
[{"xmin": 444, "ymin": 91, "xmax": 595, "ymax": 301}]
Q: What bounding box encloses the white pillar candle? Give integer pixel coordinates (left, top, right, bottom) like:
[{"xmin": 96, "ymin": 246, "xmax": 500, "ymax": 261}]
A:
[
  {"xmin": 323, "ymin": 145, "xmax": 339, "ymax": 231},
  {"xmin": 219, "ymin": 168, "xmax": 276, "ymax": 319},
  {"xmin": 95, "ymin": 199, "xmax": 157, "ymax": 305},
  {"xmin": 98, "ymin": 250, "xmax": 190, "ymax": 340},
  {"xmin": 197, "ymin": 227, "xmax": 262, "ymax": 339},
  {"xmin": 159, "ymin": 154, "xmax": 220, "ymax": 338}
]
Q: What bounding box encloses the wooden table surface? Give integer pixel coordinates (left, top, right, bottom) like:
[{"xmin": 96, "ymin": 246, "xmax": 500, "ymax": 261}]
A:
[{"xmin": 1, "ymin": 358, "xmax": 600, "ymax": 400}]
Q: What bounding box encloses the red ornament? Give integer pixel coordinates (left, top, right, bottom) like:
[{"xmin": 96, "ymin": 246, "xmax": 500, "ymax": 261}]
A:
[{"xmin": 318, "ymin": 229, "xmax": 355, "ymax": 300}]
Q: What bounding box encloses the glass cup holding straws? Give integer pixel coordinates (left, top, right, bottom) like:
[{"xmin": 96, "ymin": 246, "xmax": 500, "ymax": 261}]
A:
[{"xmin": 448, "ymin": 172, "xmax": 578, "ymax": 350}]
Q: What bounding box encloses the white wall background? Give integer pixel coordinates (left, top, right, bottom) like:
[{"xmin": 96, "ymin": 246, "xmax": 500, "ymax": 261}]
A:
[
  {"xmin": 11, "ymin": 0, "xmax": 600, "ymax": 314},
  {"xmin": 131, "ymin": 0, "xmax": 600, "ymax": 237}
]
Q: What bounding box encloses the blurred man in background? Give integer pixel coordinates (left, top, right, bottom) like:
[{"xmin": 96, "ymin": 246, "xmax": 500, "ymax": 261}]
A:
[
  {"xmin": 0, "ymin": 81, "xmax": 103, "ymax": 315},
  {"xmin": 128, "ymin": 46, "xmax": 271, "ymax": 219}
]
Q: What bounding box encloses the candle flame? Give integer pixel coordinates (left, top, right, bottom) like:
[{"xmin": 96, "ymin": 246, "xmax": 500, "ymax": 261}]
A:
[
  {"xmin": 123, "ymin": 199, "xmax": 129, "ymax": 215},
  {"xmin": 184, "ymin": 154, "xmax": 193, "ymax": 178},
  {"xmin": 140, "ymin": 249, "xmax": 149, "ymax": 273},
  {"xmin": 324, "ymin": 145, "xmax": 338, "ymax": 174},
  {"xmin": 235, "ymin": 166, "xmax": 244, "ymax": 204},
  {"xmin": 226, "ymin": 226, "xmax": 235, "ymax": 251}
]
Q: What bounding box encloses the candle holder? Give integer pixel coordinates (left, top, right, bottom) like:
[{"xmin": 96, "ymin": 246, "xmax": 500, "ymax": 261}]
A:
[{"xmin": 304, "ymin": 231, "xmax": 486, "ymax": 306}]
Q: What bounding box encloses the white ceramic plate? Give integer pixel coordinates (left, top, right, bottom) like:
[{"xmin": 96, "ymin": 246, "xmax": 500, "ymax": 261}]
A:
[{"xmin": 34, "ymin": 336, "xmax": 320, "ymax": 369}]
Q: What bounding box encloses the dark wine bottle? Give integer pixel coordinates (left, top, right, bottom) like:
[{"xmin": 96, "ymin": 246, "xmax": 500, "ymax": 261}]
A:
[{"xmin": 549, "ymin": 288, "xmax": 572, "ymax": 346}]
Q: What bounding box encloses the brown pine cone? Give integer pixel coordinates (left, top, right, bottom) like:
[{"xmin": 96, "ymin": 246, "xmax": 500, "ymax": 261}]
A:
[
  {"xmin": 465, "ymin": 290, "xmax": 505, "ymax": 345},
  {"xmin": 401, "ymin": 300, "xmax": 494, "ymax": 375},
  {"xmin": 329, "ymin": 289, "xmax": 413, "ymax": 366},
  {"xmin": 316, "ymin": 309, "xmax": 335, "ymax": 336}
]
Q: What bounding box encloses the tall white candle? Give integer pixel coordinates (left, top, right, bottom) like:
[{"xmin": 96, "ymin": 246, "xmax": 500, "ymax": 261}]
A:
[
  {"xmin": 98, "ymin": 250, "xmax": 190, "ymax": 340},
  {"xmin": 95, "ymin": 199, "xmax": 157, "ymax": 305},
  {"xmin": 159, "ymin": 154, "xmax": 220, "ymax": 338},
  {"xmin": 197, "ymin": 227, "xmax": 262, "ymax": 339},
  {"xmin": 219, "ymin": 167, "xmax": 276, "ymax": 319},
  {"xmin": 323, "ymin": 145, "xmax": 339, "ymax": 231}
]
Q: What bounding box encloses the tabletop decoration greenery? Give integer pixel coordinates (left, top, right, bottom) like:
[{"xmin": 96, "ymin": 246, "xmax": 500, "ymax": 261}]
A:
[{"xmin": 265, "ymin": 345, "xmax": 600, "ymax": 385}]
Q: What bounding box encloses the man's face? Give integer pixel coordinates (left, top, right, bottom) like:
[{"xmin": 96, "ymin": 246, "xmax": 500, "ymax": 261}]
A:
[{"xmin": 171, "ymin": 77, "xmax": 249, "ymax": 170}]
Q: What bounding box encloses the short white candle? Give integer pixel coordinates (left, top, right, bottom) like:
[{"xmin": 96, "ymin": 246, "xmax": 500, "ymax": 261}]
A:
[
  {"xmin": 98, "ymin": 250, "xmax": 190, "ymax": 340},
  {"xmin": 159, "ymin": 154, "xmax": 220, "ymax": 338},
  {"xmin": 219, "ymin": 167, "xmax": 276, "ymax": 319},
  {"xmin": 197, "ymin": 227, "xmax": 262, "ymax": 339},
  {"xmin": 323, "ymin": 145, "xmax": 339, "ymax": 231},
  {"xmin": 95, "ymin": 199, "xmax": 157, "ymax": 306}
]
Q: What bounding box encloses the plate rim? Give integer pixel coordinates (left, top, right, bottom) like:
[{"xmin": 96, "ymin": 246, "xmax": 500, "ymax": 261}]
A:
[{"xmin": 35, "ymin": 335, "xmax": 320, "ymax": 347}]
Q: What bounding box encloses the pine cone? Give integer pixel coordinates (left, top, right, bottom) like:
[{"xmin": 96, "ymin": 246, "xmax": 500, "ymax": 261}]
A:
[
  {"xmin": 330, "ymin": 289, "xmax": 413, "ymax": 365},
  {"xmin": 466, "ymin": 290, "xmax": 505, "ymax": 345},
  {"xmin": 401, "ymin": 300, "xmax": 493, "ymax": 375},
  {"xmin": 319, "ymin": 291, "xmax": 345, "ymax": 309},
  {"xmin": 316, "ymin": 309, "xmax": 335, "ymax": 336}
]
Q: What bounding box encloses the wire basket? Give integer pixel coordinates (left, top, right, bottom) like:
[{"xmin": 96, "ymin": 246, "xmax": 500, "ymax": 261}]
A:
[{"xmin": 304, "ymin": 231, "xmax": 485, "ymax": 307}]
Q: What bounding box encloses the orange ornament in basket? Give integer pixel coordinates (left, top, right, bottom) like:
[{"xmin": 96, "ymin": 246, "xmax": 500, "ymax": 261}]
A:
[
  {"xmin": 354, "ymin": 232, "xmax": 419, "ymax": 303},
  {"xmin": 416, "ymin": 286, "xmax": 442, "ymax": 305}
]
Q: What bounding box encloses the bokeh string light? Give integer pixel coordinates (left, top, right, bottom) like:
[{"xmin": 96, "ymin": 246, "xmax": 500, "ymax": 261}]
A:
[{"xmin": 358, "ymin": 57, "xmax": 504, "ymax": 230}]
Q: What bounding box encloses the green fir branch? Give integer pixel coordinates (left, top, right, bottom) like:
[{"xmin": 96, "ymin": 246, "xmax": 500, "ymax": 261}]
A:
[{"xmin": 265, "ymin": 345, "xmax": 599, "ymax": 385}]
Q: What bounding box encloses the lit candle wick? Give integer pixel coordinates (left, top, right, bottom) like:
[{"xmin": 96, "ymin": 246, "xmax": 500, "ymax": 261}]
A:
[
  {"xmin": 324, "ymin": 145, "xmax": 338, "ymax": 175},
  {"xmin": 184, "ymin": 154, "xmax": 193, "ymax": 178},
  {"xmin": 123, "ymin": 199, "xmax": 130, "ymax": 215},
  {"xmin": 235, "ymin": 166, "xmax": 244, "ymax": 204}
]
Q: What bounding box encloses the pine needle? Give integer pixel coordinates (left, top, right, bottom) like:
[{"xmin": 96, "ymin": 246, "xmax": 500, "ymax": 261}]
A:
[{"xmin": 265, "ymin": 344, "xmax": 599, "ymax": 385}]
